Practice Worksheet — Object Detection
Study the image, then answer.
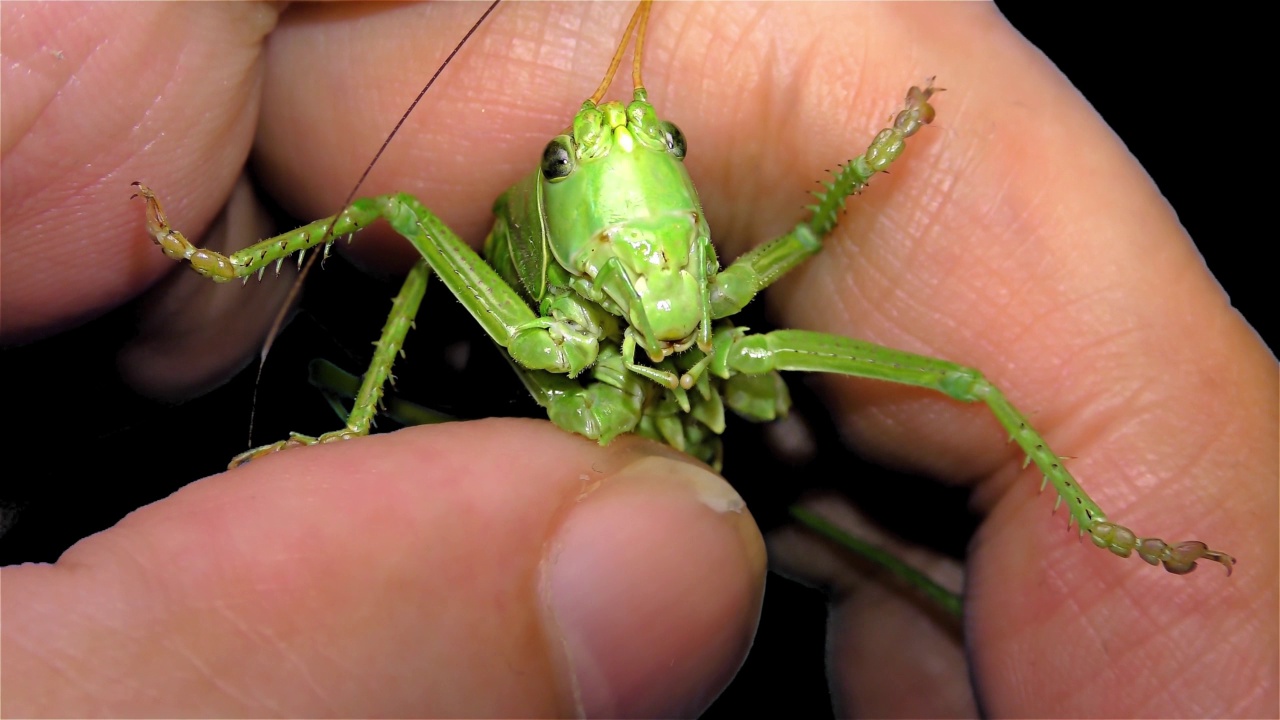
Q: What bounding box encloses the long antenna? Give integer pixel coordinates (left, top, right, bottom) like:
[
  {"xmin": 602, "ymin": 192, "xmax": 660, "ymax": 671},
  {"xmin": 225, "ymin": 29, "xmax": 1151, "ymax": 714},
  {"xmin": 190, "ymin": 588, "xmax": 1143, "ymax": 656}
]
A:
[
  {"xmin": 632, "ymin": 0, "xmax": 651, "ymax": 90},
  {"xmin": 589, "ymin": 0, "xmax": 651, "ymax": 104},
  {"xmin": 248, "ymin": 0, "xmax": 502, "ymax": 447}
]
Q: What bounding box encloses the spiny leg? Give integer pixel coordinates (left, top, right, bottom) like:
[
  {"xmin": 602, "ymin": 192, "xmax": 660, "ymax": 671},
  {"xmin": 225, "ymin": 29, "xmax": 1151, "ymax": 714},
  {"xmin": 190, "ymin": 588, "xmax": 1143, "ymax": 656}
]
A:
[
  {"xmin": 717, "ymin": 329, "xmax": 1236, "ymax": 575},
  {"xmin": 134, "ymin": 183, "xmax": 392, "ymax": 282},
  {"xmin": 709, "ymin": 82, "xmax": 938, "ymax": 318},
  {"xmin": 307, "ymin": 359, "xmax": 453, "ymax": 428},
  {"xmin": 227, "ymin": 260, "xmax": 431, "ymax": 467},
  {"xmin": 134, "ymin": 183, "xmax": 561, "ymax": 366},
  {"xmin": 134, "ymin": 186, "xmax": 615, "ymax": 465}
]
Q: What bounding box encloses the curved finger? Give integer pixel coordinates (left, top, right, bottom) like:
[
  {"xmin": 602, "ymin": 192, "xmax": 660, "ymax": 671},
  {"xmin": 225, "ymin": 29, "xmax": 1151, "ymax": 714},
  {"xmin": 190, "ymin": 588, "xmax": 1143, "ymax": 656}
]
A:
[
  {"xmin": 0, "ymin": 2, "xmax": 280, "ymax": 341},
  {"xmin": 2, "ymin": 419, "xmax": 765, "ymax": 717}
]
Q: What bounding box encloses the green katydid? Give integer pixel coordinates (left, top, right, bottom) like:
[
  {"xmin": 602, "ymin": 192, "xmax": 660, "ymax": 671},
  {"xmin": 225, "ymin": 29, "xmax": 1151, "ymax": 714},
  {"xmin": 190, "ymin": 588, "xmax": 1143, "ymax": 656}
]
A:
[{"xmin": 131, "ymin": 0, "xmax": 1234, "ymax": 580}]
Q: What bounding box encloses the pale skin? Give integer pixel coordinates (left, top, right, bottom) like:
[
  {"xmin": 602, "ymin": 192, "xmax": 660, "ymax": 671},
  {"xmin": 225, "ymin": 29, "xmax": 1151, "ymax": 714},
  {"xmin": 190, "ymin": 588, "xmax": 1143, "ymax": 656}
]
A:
[{"xmin": 2, "ymin": 3, "xmax": 1276, "ymax": 717}]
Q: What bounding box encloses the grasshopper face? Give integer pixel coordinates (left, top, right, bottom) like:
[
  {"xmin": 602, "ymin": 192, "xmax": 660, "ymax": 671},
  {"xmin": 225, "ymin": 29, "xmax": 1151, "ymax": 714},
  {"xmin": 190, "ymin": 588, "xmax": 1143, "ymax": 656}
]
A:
[{"xmin": 541, "ymin": 95, "xmax": 712, "ymax": 360}]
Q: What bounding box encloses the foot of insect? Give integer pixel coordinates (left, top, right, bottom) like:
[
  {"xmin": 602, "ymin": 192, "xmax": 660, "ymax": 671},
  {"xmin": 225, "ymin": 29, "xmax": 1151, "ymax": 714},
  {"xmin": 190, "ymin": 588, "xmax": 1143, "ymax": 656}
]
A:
[{"xmin": 229, "ymin": 429, "xmax": 362, "ymax": 469}]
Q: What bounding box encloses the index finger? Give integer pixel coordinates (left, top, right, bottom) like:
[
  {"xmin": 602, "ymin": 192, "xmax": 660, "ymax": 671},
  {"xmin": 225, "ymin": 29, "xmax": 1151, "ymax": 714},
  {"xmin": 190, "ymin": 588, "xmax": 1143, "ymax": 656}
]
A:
[{"xmin": 0, "ymin": 2, "xmax": 281, "ymax": 341}]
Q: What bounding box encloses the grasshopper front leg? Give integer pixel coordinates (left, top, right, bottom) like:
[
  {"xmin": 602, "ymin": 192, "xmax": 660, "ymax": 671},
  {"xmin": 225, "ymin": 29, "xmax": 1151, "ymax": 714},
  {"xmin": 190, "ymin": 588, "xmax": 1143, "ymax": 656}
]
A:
[
  {"xmin": 133, "ymin": 185, "xmax": 622, "ymax": 467},
  {"xmin": 709, "ymin": 82, "xmax": 938, "ymax": 317},
  {"xmin": 134, "ymin": 183, "xmax": 435, "ymax": 465},
  {"xmin": 714, "ymin": 328, "xmax": 1237, "ymax": 575}
]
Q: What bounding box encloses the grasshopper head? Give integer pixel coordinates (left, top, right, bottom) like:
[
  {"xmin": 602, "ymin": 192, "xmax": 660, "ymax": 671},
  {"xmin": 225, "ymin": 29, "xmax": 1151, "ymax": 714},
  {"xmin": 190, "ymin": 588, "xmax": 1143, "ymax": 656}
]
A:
[{"xmin": 540, "ymin": 91, "xmax": 714, "ymax": 359}]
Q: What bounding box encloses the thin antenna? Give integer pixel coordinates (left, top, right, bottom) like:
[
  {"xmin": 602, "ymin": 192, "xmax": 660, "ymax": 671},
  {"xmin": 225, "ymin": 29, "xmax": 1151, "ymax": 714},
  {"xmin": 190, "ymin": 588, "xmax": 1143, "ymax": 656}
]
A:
[
  {"xmin": 248, "ymin": 0, "xmax": 503, "ymax": 447},
  {"xmin": 632, "ymin": 0, "xmax": 651, "ymax": 90},
  {"xmin": 589, "ymin": 0, "xmax": 650, "ymax": 105}
]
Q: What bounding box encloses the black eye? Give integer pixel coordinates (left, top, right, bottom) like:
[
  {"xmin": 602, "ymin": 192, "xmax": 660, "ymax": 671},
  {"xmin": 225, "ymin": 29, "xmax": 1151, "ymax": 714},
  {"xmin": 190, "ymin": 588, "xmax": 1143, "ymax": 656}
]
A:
[
  {"xmin": 540, "ymin": 136, "xmax": 575, "ymax": 181},
  {"xmin": 660, "ymin": 121, "xmax": 686, "ymax": 159}
]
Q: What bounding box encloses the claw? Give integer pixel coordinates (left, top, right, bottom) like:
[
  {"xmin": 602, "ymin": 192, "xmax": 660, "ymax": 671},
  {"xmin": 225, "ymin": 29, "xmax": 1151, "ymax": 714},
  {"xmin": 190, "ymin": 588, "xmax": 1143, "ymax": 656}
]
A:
[
  {"xmin": 228, "ymin": 439, "xmax": 295, "ymax": 469},
  {"xmin": 1090, "ymin": 522, "xmax": 1236, "ymax": 575},
  {"xmin": 132, "ymin": 182, "xmax": 238, "ymax": 280},
  {"xmin": 227, "ymin": 432, "xmax": 320, "ymax": 469}
]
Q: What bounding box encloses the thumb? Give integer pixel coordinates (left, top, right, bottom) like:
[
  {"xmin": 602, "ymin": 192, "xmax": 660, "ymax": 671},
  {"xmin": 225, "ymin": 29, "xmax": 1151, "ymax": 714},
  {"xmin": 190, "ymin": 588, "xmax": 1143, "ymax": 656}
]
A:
[{"xmin": 2, "ymin": 419, "xmax": 765, "ymax": 717}]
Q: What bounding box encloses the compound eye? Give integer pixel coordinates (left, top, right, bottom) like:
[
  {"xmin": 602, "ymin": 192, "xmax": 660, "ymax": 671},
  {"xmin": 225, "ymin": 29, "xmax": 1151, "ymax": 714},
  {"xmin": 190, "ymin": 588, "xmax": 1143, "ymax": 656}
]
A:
[
  {"xmin": 660, "ymin": 121, "xmax": 686, "ymax": 159},
  {"xmin": 540, "ymin": 136, "xmax": 575, "ymax": 181}
]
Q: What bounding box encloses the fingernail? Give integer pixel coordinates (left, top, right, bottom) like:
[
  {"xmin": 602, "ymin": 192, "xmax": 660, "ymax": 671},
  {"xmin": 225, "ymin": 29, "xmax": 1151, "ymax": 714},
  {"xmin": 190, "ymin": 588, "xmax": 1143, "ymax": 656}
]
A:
[{"xmin": 541, "ymin": 453, "xmax": 766, "ymax": 718}]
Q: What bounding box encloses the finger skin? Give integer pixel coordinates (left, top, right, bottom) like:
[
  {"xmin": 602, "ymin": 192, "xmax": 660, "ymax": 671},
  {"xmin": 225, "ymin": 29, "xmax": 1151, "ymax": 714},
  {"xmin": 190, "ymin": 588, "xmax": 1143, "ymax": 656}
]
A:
[
  {"xmin": 0, "ymin": 3, "xmax": 279, "ymax": 341},
  {"xmin": 2, "ymin": 420, "xmax": 766, "ymax": 717}
]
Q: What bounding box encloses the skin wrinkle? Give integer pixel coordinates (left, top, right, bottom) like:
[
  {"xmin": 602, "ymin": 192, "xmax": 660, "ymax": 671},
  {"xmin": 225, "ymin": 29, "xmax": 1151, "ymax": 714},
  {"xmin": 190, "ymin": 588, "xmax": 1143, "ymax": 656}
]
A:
[
  {"xmin": 1092, "ymin": 360, "xmax": 1245, "ymax": 511},
  {"xmin": 749, "ymin": 9, "xmax": 808, "ymax": 193},
  {"xmin": 535, "ymin": 11, "xmax": 580, "ymax": 76},
  {"xmin": 1052, "ymin": 334, "xmax": 1154, "ymax": 435},
  {"xmin": 159, "ymin": 626, "xmax": 266, "ymax": 715},
  {"xmin": 6, "ymin": 612, "xmax": 90, "ymax": 704},
  {"xmin": 709, "ymin": 61, "xmax": 755, "ymax": 247},
  {"xmin": 162, "ymin": 603, "xmax": 262, "ymax": 686},
  {"xmin": 698, "ymin": 7, "xmax": 802, "ymax": 254},
  {"xmin": 4, "ymin": 97, "xmax": 72, "ymax": 218},
  {"xmin": 831, "ymin": 169, "xmax": 952, "ymax": 351},
  {"xmin": 238, "ymin": 606, "xmax": 341, "ymax": 713},
  {"xmin": 37, "ymin": 43, "xmax": 102, "ymax": 187},
  {"xmin": 796, "ymin": 171, "xmax": 928, "ymax": 341},
  {"xmin": 46, "ymin": 579, "xmax": 160, "ymax": 711},
  {"xmin": 927, "ymin": 246, "xmax": 1037, "ymax": 352},
  {"xmin": 1123, "ymin": 609, "xmax": 1229, "ymax": 710},
  {"xmin": 1128, "ymin": 382, "xmax": 1225, "ymax": 481},
  {"xmin": 108, "ymin": 10, "xmax": 258, "ymax": 202},
  {"xmin": 1206, "ymin": 641, "xmax": 1265, "ymax": 716},
  {"xmin": 528, "ymin": 7, "xmax": 599, "ymax": 92},
  {"xmin": 893, "ymin": 154, "xmax": 954, "ymax": 273},
  {"xmin": 860, "ymin": 141, "xmax": 1177, "ymax": 491},
  {"xmin": 192, "ymin": 74, "xmax": 260, "ymax": 183},
  {"xmin": 652, "ymin": 4, "xmax": 701, "ymax": 139},
  {"xmin": 117, "ymin": 516, "xmax": 318, "ymax": 711},
  {"xmin": 1, "ymin": 24, "xmax": 81, "ymax": 158},
  {"xmin": 1136, "ymin": 622, "xmax": 1233, "ymax": 712},
  {"xmin": 1048, "ymin": 403, "xmax": 1184, "ymax": 513},
  {"xmin": 1048, "ymin": 283, "xmax": 1138, "ymax": 348},
  {"xmin": 721, "ymin": 3, "xmax": 768, "ymax": 113},
  {"xmin": 1033, "ymin": 572, "xmax": 1110, "ymax": 698},
  {"xmin": 824, "ymin": 232, "xmax": 895, "ymax": 340}
]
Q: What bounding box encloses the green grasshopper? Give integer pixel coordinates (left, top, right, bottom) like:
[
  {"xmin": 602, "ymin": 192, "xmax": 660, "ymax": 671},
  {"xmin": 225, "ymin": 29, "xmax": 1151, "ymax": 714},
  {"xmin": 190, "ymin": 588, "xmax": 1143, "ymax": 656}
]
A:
[{"xmin": 131, "ymin": 1, "xmax": 1233, "ymax": 579}]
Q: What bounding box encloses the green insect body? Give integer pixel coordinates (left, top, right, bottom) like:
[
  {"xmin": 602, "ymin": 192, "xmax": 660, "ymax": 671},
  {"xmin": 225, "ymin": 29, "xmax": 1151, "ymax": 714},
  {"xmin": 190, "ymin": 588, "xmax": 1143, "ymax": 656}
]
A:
[{"xmin": 130, "ymin": 2, "xmax": 1234, "ymax": 578}]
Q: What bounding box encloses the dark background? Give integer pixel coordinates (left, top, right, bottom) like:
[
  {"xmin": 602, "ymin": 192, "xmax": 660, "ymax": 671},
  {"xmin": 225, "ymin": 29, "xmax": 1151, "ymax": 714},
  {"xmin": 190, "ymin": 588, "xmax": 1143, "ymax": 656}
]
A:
[{"xmin": 1, "ymin": 6, "xmax": 1267, "ymax": 717}]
